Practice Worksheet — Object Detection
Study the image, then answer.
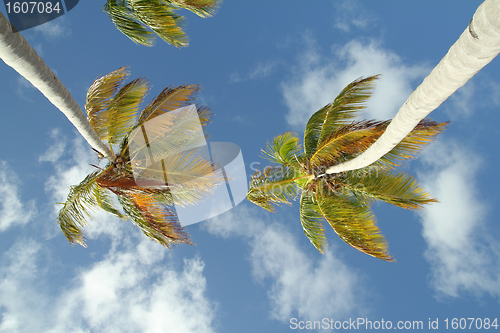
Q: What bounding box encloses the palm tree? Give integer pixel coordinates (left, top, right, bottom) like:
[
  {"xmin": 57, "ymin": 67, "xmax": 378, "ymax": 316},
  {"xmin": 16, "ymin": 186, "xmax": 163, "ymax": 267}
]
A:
[
  {"xmin": 0, "ymin": 11, "xmax": 114, "ymax": 160},
  {"xmin": 247, "ymin": 76, "xmax": 448, "ymax": 261},
  {"xmin": 1, "ymin": 16, "xmax": 222, "ymax": 247},
  {"xmin": 325, "ymin": 0, "xmax": 500, "ymax": 175},
  {"xmin": 58, "ymin": 67, "xmax": 224, "ymax": 247},
  {"xmin": 103, "ymin": 0, "xmax": 222, "ymax": 47}
]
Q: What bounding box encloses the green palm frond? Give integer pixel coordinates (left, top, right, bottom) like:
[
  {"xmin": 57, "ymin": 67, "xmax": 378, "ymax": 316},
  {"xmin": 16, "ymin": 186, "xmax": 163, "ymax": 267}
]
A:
[
  {"xmin": 304, "ymin": 75, "xmax": 379, "ymax": 158},
  {"xmin": 247, "ymin": 166, "xmax": 305, "ymax": 212},
  {"xmin": 104, "ymin": 0, "xmax": 221, "ymax": 47},
  {"xmin": 262, "ymin": 132, "xmax": 303, "ymax": 169},
  {"xmin": 315, "ymin": 189, "xmax": 394, "ymax": 262},
  {"xmin": 57, "ymin": 171, "xmax": 102, "ymax": 247},
  {"xmin": 300, "ymin": 192, "xmax": 327, "ymax": 253},
  {"xmin": 104, "ymin": 1, "xmax": 156, "ymax": 46},
  {"xmin": 168, "ymin": 0, "xmax": 221, "ymax": 17},
  {"xmin": 309, "ymin": 120, "xmax": 388, "ymax": 170},
  {"xmin": 341, "ymin": 168, "xmax": 437, "ymax": 210},
  {"xmin": 115, "ymin": 189, "xmax": 191, "ymax": 248},
  {"xmin": 374, "ymin": 120, "xmax": 449, "ymax": 168},
  {"xmin": 94, "ymin": 183, "xmax": 128, "ymax": 220}
]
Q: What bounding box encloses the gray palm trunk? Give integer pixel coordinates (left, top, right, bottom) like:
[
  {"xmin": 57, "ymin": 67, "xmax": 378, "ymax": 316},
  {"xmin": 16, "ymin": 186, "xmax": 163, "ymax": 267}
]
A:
[
  {"xmin": 326, "ymin": 0, "xmax": 500, "ymax": 175},
  {"xmin": 0, "ymin": 12, "xmax": 115, "ymax": 160}
]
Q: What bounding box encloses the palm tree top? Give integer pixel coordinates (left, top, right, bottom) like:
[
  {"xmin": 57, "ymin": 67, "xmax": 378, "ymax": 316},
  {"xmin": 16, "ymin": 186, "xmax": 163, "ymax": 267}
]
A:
[
  {"xmin": 58, "ymin": 67, "xmax": 224, "ymax": 248},
  {"xmin": 247, "ymin": 75, "xmax": 448, "ymax": 262},
  {"xmin": 104, "ymin": 0, "xmax": 222, "ymax": 47}
]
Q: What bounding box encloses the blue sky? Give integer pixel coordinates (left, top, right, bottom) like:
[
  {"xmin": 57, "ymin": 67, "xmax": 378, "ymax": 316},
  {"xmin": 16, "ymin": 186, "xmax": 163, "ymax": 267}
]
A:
[{"xmin": 1, "ymin": 1, "xmax": 500, "ymax": 332}]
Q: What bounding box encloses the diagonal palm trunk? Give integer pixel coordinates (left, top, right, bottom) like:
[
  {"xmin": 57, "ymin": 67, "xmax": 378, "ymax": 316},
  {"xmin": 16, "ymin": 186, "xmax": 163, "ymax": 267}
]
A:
[
  {"xmin": 326, "ymin": 0, "xmax": 500, "ymax": 175},
  {"xmin": 0, "ymin": 12, "xmax": 115, "ymax": 160}
]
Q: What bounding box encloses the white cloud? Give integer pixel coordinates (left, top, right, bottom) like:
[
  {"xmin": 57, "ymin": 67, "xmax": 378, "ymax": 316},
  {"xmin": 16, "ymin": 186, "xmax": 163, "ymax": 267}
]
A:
[
  {"xmin": 0, "ymin": 161, "xmax": 36, "ymax": 232},
  {"xmin": 33, "ymin": 17, "xmax": 71, "ymax": 39},
  {"xmin": 333, "ymin": 0, "xmax": 374, "ymax": 32},
  {"xmin": 39, "ymin": 128, "xmax": 67, "ymax": 162},
  {"xmin": 0, "ymin": 237, "xmax": 216, "ymax": 333},
  {"xmin": 205, "ymin": 205, "xmax": 365, "ymax": 322},
  {"xmin": 281, "ymin": 39, "xmax": 429, "ymax": 128},
  {"xmin": 417, "ymin": 141, "xmax": 500, "ymax": 299}
]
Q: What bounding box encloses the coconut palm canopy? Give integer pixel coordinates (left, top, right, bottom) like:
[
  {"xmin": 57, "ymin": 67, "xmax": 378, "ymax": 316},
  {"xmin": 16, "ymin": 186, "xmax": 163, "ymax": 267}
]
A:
[
  {"xmin": 58, "ymin": 67, "xmax": 224, "ymax": 248},
  {"xmin": 247, "ymin": 76, "xmax": 448, "ymax": 261},
  {"xmin": 103, "ymin": 0, "xmax": 222, "ymax": 47}
]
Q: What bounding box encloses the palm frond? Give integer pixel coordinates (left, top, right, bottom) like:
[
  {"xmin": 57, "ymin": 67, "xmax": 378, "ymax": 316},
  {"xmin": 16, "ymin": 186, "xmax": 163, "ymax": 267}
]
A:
[
  {"xmin": 105, "ymin": 77, "xmax": 150, "ymax": 145},
  {"xmin": 341, "ymin": 168, "xmax": 437, "ymax": 210},
  {"xmin": 315, "ymin": 189, "xmax": 394, "ymax": 262},
  {"xmin": 93, "ymin": 183, "xmax": 128, "ymax": 220},
  {"xmin": 247, "ymin": 166, "xmax": 305, "ymax": 212},
  {"xmin": 57, "ymin": 171, "xmax": 102, "ymax": 247},
  {"xmin": 262, "ymin": 132, "xmax": 303, "ymax": 170},
  {"xmin": 309, "ymin": 120, "xmax": 389, "ymax": 170},
  {"xmin": 115, "ymin": 189, "xmax": 192, "ymax": 248},
  {"xmin": 168, "ymin": 0, "xmax": 221, "ymax": 17},
  {"xmin": 138, "ymin": 84, "xmax": 200, "ymax": 125},
  {"xmin": 304, "ymin": 75, "xmax": 380, "ymax": 158},
  {"xmin": 129, "ymin": 0, "xmax": 188, "ymax": 48},
  {"xmin": 299, "ymin": 192, "xmax": 327, "ymax": 253},
  {"xmin": 104, "ymin": 0, "xmax": 156, "ymax": 46},
  {"xmin": 374, "ymin": 120, "xmax": 449, "ymax": 168},
  {"xmin": 86, "ymin": 66, "xmax": 129, "ymax": 125}
]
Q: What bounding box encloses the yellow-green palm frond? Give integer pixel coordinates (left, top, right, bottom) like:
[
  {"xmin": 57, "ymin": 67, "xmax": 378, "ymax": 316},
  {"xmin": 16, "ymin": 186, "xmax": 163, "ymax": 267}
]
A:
[
  {"xmin": 57, "ymin": 170, "xmax": 123, "ymax": 247},
  {"xmin": 138, "ymin": 84, "xmax": 200, "ymax": 126},
  {"xmin": 104, "ymin": 0, "xmax": 157, "ymax": 46},
  {"xmin": 300, "ymin": 192, "xmax": 327, "ymax": 253},
  {"xmin": 168, "ymin": 0, "xmax": 222, "ymax": 17},
  {"xmin": 262, "ymin": 132, "xmax": 303, "ymax": 169},
  {"xmin": 86, "ymin": 67, "xmax": 149, "ymax": 146},
  {"xmin": 315, "ymin": 189, "xmax": 394, "ymax": 262},
  {"xmin": 341, "ymin": 168, "xmax": 437, "ymax": 210},
  {"xmin": 247, "ymin": 166, "xmax": 305, "ymax": 212},
  {"xmin": 86, "ymin": 67, "xmax": 129, "ymax": 121},
  {"xmin": 105, "ymin": 77, "xmax": 150, "ymax": 145},
  {"xmin": 115, "ymin": 189, "xmax": 192, "ymax": 248},
  {"xmin": 309, "ymin": 120, "xmax": 389, "ymax": 170},
  {"xmin": 110, "ymin": 0, "xmax": 189, "ymax": 47},
  {"xmin": 304, "ymin": 75, "xmax": 380, "ymax": 158},
  {"xmin": 374, "ymin": 120, "xmax": 449, "ymax": 168}
]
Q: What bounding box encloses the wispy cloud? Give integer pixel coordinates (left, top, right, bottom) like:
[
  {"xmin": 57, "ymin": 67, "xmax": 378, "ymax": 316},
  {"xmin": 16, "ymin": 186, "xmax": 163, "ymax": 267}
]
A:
[
  {"xmin": 204, "ymin": 205, "xmax": 366, "ymax": 322},
  {"xmin": 417, "ymin": 141, "xmax": 500, "ymax": 299},
  {"xmin": 0, "ymin": 237, "xmax": 216, "ymax": 333},
  {"xmin": 0, "ymin": 161, "xmax": 36, "ymax": 232},
  {"xmin": 281, "ymin": 39, "xmax": 429, "ymax": 128},
  {"xmin": 333, "ymin": 0, "xmax": 375, "ymax": 32},
  {"xmin": 33, "ymin": 17, "xmax": 71, "ymax": 39},
  {"xmin": 230, "ymin": 60, "xmax": 281, "ymax": 83}
]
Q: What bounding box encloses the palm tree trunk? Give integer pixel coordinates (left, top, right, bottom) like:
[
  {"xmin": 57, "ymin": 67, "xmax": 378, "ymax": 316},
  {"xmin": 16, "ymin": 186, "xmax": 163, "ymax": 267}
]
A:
[
  {"xmin": 326, "ymin": 0, "xmax": 500, "ymax": 175},
  {"xmin": 0, "ymin": 12, "xmax": 115, "ymax": 160}
]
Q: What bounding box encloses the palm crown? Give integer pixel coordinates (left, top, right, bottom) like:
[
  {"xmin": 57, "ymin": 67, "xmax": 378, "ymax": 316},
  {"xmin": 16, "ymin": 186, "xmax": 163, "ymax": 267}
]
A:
[
  {"xmin": 247, "ymin": 75, "xmax": 448, "ymax": 262},
  {"xmin": 104, "ymin": 0, "xmax": 221, "ymax": 47},
  {"xmin": 58, "ymin": 67, "xmax": 223, "ymax": 248}
]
